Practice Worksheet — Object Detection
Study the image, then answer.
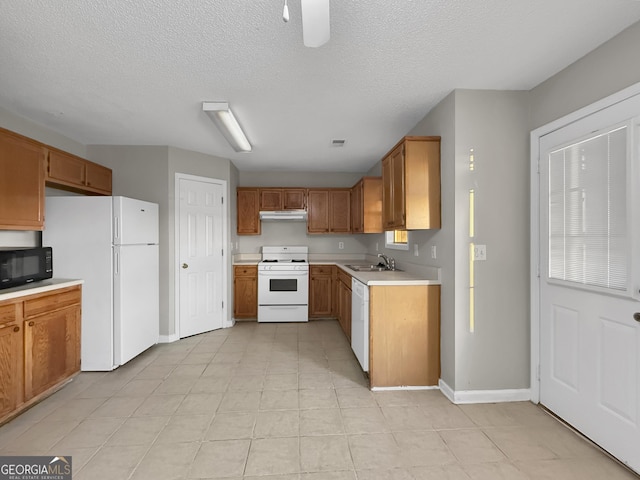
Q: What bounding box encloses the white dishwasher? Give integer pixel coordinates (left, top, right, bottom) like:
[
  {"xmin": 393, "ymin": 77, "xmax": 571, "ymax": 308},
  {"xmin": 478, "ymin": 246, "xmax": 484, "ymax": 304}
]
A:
[{"xmin": 351, "ymin": 278, "xmax": 369, "ymax": 372}]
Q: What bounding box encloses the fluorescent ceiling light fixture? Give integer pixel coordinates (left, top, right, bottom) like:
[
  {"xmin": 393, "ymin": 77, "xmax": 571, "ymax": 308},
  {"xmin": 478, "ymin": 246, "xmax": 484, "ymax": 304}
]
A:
[{"xmin": 202, "ymin": 102, "xmax": 252, "ymax": 152}]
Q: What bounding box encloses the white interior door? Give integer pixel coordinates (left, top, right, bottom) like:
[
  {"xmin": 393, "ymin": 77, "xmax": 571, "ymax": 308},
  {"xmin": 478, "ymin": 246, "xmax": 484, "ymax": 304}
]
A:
[
  {"xmin": 538, "ymin": 95, "xmax": 640, "ymax": 472},
  {"xmin": 178, "ymin": 176, "xmax": 225, "ymax": 338}
]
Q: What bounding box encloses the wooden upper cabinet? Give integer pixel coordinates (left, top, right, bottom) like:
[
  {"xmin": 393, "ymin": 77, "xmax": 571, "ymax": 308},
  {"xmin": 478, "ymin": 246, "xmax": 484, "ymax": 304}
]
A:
[
  {"xmin": 259, "ymin": 188, "xmax": 306, "ymax": 210},
  {"xmin": 283, "ymin": 189, "xmax": 306, "ymax": 209},
  {"xmin": 307, "ymin": 189, "xmax": 350, "ymax": 234},
  {"xmin": 85, "ymin": 161, "xmax": 113, "ymax": 193},
  {"xmin": 307, "ymin": 190, "xmax": 330, "ymax": 233},
  {"xmin": 381, "ymin": 136, "xmax": 441, "ymax": 230},
  {"xmin": 46, "ymin": 149, "xmax": 112, "ymax": 195},
  {"xmin": 351, "ymin": 177, "xmax": 382, "ymax": 234},
  {"xmin": 0, "ymin": 128, "xmax": 46, "ymax": 230},
  {"xmin": 237, "ymin": 187, "xmax": 261, "ymax": 235},
  {"xmin": 329, "ymin": 189, "xmax": 351, "ymax": 233}
]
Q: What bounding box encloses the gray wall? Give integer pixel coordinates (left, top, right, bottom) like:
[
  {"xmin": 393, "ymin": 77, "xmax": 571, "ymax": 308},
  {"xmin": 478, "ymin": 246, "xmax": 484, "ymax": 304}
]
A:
[
  {"xmin": 529, "ymin": 21, "xmax": 640, "ymax": 129},
  {"xmin": 87, "ymin": 145, "xmax": 171, "ymax": 335},
  {"xmin": 362, "ymin": 90, "xmax": 531, "ymax": 392},
  {"xmin": 87, "ymin": 145, "xmax": 235, "ymax": 338}
]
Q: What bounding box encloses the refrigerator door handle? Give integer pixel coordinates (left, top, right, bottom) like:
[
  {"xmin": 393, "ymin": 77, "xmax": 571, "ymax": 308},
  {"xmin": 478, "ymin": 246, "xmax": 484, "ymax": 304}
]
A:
[
  {"xmin": 114, "ymin": 216, "xmax": 119, "ymax": 241},
  {"xmin": 114, "ymin": 250, "xmax": 119, "ymax": 276}
]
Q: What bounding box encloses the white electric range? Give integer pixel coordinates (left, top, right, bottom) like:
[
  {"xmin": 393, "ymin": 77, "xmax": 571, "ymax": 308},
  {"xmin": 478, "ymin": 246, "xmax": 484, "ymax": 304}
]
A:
[{"xmin": 258, "ymin": 246, "xmax": 309, "ymax": 323}]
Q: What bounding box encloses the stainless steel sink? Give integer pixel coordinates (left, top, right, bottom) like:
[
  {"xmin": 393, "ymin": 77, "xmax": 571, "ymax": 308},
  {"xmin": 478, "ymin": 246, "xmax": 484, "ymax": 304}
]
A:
[{"xmin": 345, "ymin": 264, "xmax": 402, "ymax": 272}]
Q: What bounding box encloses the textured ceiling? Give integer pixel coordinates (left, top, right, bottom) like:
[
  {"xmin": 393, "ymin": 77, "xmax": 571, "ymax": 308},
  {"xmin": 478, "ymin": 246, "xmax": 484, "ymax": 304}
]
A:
[{"xmin": 1, "ymin": 1, "xmax": 640, "ymax": 172}]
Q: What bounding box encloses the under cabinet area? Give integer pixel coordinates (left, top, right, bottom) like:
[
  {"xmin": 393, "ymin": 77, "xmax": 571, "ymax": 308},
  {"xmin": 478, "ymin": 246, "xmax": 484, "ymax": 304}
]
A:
[
  {"xmin": 0, "ymin": 284, "xmax": 82, "ymax": 425},
  {"xmin": 233, "ymin": 265, "xmax": 258, "ymax": 319}
]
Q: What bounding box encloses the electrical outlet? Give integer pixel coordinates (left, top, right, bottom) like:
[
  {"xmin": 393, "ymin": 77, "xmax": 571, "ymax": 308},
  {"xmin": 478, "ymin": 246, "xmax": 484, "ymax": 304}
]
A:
[
  {"xmin": 431, "ymin": 245, "xmax": 437, "ymax": 259},
  {"xmin": 375, "ymin": 242, "xmax": 379, "ymax": 252},
  {"xmin": 474, "ymin": 244, "xmax": 487, "ymax": 261},
  {"xmin": 414, "ymin": 244, "xmax": 419, "ymax": 256},
  {"xmin": 338, "ymin": 241, "xmax": 344, "ymax": 250}
]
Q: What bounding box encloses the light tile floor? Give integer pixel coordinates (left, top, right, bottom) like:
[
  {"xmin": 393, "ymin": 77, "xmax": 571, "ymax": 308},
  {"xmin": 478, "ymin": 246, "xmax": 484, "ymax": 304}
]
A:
[{"xmin": 1, "ymin": 320, "xmax": 637, "ymax": 479}]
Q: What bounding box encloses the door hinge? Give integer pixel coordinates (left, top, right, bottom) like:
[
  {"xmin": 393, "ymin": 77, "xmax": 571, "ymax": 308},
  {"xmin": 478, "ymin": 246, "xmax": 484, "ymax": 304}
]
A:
[
  {"xmin": 221, "ymin": 196, "xmax": 224, "ymax": 205},
  {"xmin": 536, "ymin": 364, "xmax": 540, "ymax": 381},
  {"xmin": 222, "ymin": 301, "xmax": 224, "ymax": 309},
  {"xmin": 221, "ymin": 248, "xmax": 224, "ymax": 256}
]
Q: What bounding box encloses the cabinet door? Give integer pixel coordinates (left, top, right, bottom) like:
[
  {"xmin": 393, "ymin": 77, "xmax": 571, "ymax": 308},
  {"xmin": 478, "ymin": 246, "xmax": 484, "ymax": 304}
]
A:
[
  {"xmin": 307, "ymin": 190, "xmax": 330, "ymax": 233},
  {"xmin": 329, "ymin": 189, "xmax": 351, "ymax": 233},
  {"xmin": 351, "ymin": 181, "xmax": 363, "ymax": 233},
  {"xmin": 309, "ymin": 273, "xmax": 332, "ymax": 317},
  {"xmin": 85, "ymin": 161, "xmax": 113, "ymax": 194},
  {"xmin": 381, "ymin": 156, "xmax": 394, "ymax": 230},
  {"xmin": 390, "ymin": 145, "xmax": 405, "ymax": 229},
  {"xmin": 233, "ymin": 266, "xmax": 257, "ymax": 318},
  {"xmin": 283, "ymin": 189, "xmax": 306, "ymax": 209},
  {"xmin": 47, "ymin": 150, "xmax": 85, "ymax": 186},
  {"xmin": 337, "ymin": 281, "xmax": 352, "ymax": 341},
  {"xmin": 260, "ymin": 189, "xmax": 283, "ymax": 210},
  {"xmin": 237, "ymin": 188, "xmax": 261, "ymax": 235},
  {"xmin": 0, "ymin": 129, "xmax": 45, "ymax": 230},
  {"xmin": 0, "ymin": 317, "xmax": 24, "ymax": 420},
  {"xmin": 24, "ymin": 304, "xmax": 80, "ymax": 400}
]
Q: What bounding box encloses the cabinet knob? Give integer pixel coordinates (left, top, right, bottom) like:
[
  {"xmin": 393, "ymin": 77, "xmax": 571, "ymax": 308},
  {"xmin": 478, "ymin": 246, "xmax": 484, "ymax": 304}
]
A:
[
  {"xmin": 13, "ymin": 326, "xmax": 19, "ymax": 332},
  {"xmin": 28, "ymin": 321, "xmax": 34, "ymax": 326}
]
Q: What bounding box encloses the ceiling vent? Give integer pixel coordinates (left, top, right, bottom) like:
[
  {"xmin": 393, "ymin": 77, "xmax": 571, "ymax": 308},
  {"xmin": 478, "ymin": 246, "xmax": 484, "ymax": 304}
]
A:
[{"xmin": 331, "ymin": 139, "xmax": 346, "ymax": 147}]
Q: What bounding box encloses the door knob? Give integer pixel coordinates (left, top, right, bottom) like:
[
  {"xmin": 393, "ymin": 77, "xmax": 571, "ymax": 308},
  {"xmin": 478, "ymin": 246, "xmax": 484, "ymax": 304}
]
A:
[
  {"xmin": 633, "ymin": 312, "xmax": 640, "ymax": 322},
  {"xmin": 182, "ymin": 263, "xmax": 189, "ymax": 269}
]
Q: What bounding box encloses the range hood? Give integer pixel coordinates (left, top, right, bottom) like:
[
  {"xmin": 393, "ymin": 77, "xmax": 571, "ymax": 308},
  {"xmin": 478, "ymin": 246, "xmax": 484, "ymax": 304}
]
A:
[{"xmin": 259, "ymin": 210, "xmax": 307, "ymax": 221}]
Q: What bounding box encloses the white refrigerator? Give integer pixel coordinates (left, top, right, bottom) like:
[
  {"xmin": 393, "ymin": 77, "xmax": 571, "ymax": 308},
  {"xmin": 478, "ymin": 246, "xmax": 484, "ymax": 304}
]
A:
[{"xmin": 43, "ymin": 196, "xmax": 159, "ymax": 371}]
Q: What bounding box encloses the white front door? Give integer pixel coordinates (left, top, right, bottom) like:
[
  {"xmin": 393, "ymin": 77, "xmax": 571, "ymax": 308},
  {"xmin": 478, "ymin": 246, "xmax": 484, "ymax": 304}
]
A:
[
  {"xmin": 538, "ymin": 94, "xmax": 640, "ymax": 472},
  {"xmin": 178, "ymin": 176, "xmax": 225, "ymax": 338}
]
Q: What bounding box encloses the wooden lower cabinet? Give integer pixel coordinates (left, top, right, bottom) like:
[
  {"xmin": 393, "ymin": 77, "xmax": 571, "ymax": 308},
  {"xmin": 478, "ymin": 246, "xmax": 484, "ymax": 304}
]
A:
[
  {"xmin": 309, "ymin": 265, "xmax": 334, "ymax": 318},
  {"xmin": 0, "ymin": 305, "xmax": 23, "ymax": 420},
  {"xmin": 369, "ymin": 285, "xmax": 440, "ymax": 387},
  {"xmin": 336, "ymin": 269, "xmax": 352, "ymax": 341},
  {"xmin": 0, "ymin": 285, "xmax": 81, "ymax": 425},
  {"xmin": 233, "ymin": 265, "xmax": 258, "ymax": 319}
]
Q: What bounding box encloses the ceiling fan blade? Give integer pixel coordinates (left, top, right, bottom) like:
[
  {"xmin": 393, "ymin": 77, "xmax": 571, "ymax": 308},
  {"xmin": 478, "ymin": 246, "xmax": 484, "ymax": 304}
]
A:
[{"xmin": 301, "ymin": 0, "xmax": 330, "ymax": 48}]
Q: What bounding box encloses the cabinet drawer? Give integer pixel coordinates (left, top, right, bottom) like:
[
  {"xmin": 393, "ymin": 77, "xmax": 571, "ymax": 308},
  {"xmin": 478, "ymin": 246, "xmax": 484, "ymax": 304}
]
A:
[
  {"xmin": 0, "ymin": 302, "xmax": 20, "ymax": 325},
  {"xmin": 23, "ymin": 287, "xmax": 81, "ymax": 318},
  {"xmin": 337, "ymin": 269, "xmax": 352, "ymax": 288},
  {"xmin": 310, "ymin": 265, "xmax": 333, "ymax": 276},
  {"xmin": 234, "ymin": 265, "xmax": 257, "ymax": 277}
]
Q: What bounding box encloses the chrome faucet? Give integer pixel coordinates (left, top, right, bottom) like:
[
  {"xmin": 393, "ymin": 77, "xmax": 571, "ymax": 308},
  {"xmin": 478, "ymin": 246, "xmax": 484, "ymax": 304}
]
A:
[{"xmin": 377, "ymin": 253, "xmax": 395, "ymax": 271}]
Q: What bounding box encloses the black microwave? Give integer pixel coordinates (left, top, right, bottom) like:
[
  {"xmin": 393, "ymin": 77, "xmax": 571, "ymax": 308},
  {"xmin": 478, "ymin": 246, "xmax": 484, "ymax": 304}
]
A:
[{"xmin": 0, "ymin": 247, "xmax": 53, "ymax": 290}]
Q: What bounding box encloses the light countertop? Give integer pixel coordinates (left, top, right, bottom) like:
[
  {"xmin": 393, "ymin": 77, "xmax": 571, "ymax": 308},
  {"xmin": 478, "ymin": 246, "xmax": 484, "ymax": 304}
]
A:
[
  {"xmin": 0, "ymin": 279, "xmax": 84, "ymax": 302},
  {"xmin": 232, "ymin": 254, "xmax": 440, "ymax": 286}
]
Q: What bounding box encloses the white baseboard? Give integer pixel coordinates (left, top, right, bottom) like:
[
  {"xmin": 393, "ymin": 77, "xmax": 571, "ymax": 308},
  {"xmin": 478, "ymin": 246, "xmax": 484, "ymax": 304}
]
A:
[
  {"xmin": 158, "ymin": 333, "xmax": 179, "ymax": 343},
  {"xmin": 371, "ymin": 385, "xmax": 439, "ymax": 392},
  {"xmin": 438, "ymin": 379, "xmax": 531, "ymax": 404}
]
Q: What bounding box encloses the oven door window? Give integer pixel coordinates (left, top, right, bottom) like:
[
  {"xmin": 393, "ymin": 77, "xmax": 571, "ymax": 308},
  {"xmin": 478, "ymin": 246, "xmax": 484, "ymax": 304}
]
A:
[{"xmin": 270, "ymin": 278, "xmax": 298, "ymax": 292}]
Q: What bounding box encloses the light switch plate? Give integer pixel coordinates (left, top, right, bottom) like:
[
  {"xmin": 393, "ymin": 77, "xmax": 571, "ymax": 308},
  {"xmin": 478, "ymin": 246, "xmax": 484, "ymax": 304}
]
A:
[
  {"xmin": 474, "ymin": 244, "xmax": 487, "ymax": 261},
  {"xmin": 431, "ymin": 245, "xmax": 437, "ymax": 259},
  {"xmin": 414, "ymin": 244, "xmax": 419, "ymax": 256}
]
